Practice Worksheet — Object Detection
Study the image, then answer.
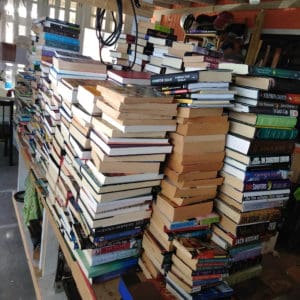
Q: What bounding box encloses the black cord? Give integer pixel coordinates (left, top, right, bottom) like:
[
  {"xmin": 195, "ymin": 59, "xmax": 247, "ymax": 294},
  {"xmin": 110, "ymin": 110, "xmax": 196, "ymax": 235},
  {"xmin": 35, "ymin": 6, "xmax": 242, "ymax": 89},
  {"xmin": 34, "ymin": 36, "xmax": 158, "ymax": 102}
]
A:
[
  {"xmin": 95, "ymin": 0, "xmax": 141, "ymax": 71},
  {"xmin": 95, "ymin": 0, "xmax": 123, "ymax": 65},
  {"xmin": 127, "ymin": 0, "xmax": 139, "ymax": 70}
]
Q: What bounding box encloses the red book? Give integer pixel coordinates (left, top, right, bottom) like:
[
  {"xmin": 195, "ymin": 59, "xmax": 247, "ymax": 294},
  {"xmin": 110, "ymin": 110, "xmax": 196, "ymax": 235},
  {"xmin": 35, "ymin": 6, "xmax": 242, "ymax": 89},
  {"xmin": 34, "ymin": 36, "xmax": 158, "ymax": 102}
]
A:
[
  {"xmin": 107, "ymin": 69, "xmax": 151, "ymax": 85},
  {"xmin": 287, "ymin": 93, "xmax": 300, "ymax": 105}
]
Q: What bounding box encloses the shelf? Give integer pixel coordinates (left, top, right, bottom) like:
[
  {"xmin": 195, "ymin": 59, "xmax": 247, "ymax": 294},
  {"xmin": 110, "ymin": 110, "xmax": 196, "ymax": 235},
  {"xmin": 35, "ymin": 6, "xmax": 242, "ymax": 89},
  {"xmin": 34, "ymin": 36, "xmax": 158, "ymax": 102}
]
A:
[
  {"xmin": 15, "ymin": 132, "xmax": 121, "ymax": 300},
  {"xmin": 184, "ymin": 33, "xmax": 220, "ymax": 50},
  {"xmin": 13, "ymin": 197, "xmax": 67, "ymax": 300}
]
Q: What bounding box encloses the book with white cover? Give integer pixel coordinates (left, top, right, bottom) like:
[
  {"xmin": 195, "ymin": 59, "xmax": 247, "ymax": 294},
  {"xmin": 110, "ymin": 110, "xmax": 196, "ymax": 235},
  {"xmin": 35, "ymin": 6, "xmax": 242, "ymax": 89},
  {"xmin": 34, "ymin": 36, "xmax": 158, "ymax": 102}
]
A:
[
  {"xmin": 87, "ymin": 160, "xmax": 163, "ymax": 185},
  {"xmin": 102, "ymin": 113, "xmax": 176, "ymax": 133},
  {"xmin": 90, "ymin": 131, "xmax": 172, "ymax": 156}
]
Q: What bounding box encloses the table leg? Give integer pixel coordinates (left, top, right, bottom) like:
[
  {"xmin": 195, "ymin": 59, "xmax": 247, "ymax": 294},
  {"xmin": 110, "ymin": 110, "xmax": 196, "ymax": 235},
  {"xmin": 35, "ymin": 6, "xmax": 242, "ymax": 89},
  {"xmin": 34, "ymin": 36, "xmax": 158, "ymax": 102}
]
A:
[{"xmin": 9, "ymin": 102, "xmax": 13, "ymax": 165}]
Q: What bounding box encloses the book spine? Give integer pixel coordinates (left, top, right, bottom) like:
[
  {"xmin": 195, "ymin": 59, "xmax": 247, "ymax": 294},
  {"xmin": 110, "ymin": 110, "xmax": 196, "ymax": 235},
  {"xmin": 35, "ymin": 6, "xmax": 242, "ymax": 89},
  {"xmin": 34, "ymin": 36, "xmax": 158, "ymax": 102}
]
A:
[
  {"xmin": 249, "ymin": 66, "xmax": 300, "ymax": 80},
  {"xmin": 239, "ymin": 209, "xmax": 281, "ymax": 225},
  {"xmin": 236, "ymin": 222, "xmax": 269, "ymax": 237},
  {"xmin": 203, "ymin": 55, "xmax": 220, "ymax": 64},
  {"xmin": 249, "ymin": 140, "xmax": 295, "ymax": 155},
  {"xmin": 243, "ymin": 179, "xmax": 290, "ymax": 192},
  {"xmin": 45, "ymin": 40, "xmax": 80, "ymax": 52},
  {"xmin": 192, "ymin": 267, "xmax": 228, "ymax": 276},
  {"xmin": 231, "ymin": 248, "xmax": 262, "ymax": 262},
  {"xmin": 91, "ymin": 257, "xmax": 139, "ymax": 281},
  {"xmin": 243, "ymin": 199, "xmax": 285, "ymax": 211},
  {"xmin": 92, "ymin": 228, "xmax": 143, "ymax": 244},
  {"xmin": 259, "ymin": 91, "xmax": 287, "ymax": 101},
  {"xmin": 249, "ymin": 106, "xmax": 298, "ymax": 117},
  {"xmin": 192, "ymin": 278, "xmax": 222, "ymax": 287},
  {"xmin": 255, "ymin": 128, "xmax": 298, "ymax": 140},
  {"xmin": 90, "ymin": 248, "xmax": 139, "ymax": 266},
  {"xmin": 168, "ymin": 219, "xmax": 198, "ymax": 231},
  {"xmin": 44, "ymin": 32, "xmax": 80, "ymax": 46},
  {"xmin": 44, "ymin": 16, "xmax": 80, "ymax": 28},
  {"xmin": 151, "ymin": 71, "xmax": 199, "ymax": 86},
  {"xmin": 234, "ymin": 234, "xmax": 260, "ymax": 246},
  {"xmin": 249, "ymin": 154, "xmax": 290, "ymax": 167},
  {"xmin": 245, "ymin": 169, "xmax": 290, "ymax": 182},
  {"xmin": 257, "ymin": 100, "xmax": 298, "ymax": 110},
  {"xmin": 170, "ymin": 229, "xmax": 211, "ymax": 240},
  {"xmin": 91, "ymin": 239, "xmax": 142, "ymax": 256},
  {"xmin": 146, "ymin": 28, "xmax": 177, "ymax": 40},
  {"xmin": 287, "ymin": 93, "xmax": 300, "ymax": 105},
  {"xmin": 256, "ymin": 115, "xmax": 297, "ymax": 128},
  {"xmin": 92, "ymin": 219, "xmax": 148, "ymax": 236},
  {"xmin": 43, "ymin": 26, "xmax": 80, "ymax": 39},
  {"xmin": 41, "ymin": 49, "xmax": 55, "ymax": 57},
  {"xmin": 229, "ymin": 256, "xmax": 262, "ymax": 274},
  {"xmin": 154, "ymin": 24, "xmax": 174, "ymax": 34}
]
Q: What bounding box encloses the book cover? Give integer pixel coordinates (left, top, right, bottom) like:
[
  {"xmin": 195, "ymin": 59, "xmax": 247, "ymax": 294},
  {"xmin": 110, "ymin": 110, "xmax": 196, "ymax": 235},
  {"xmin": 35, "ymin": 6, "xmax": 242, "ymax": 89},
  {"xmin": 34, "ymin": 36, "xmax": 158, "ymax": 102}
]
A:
[{"xmin": 107, "ymin": 69, "xmax": 151, "ymax": 85}]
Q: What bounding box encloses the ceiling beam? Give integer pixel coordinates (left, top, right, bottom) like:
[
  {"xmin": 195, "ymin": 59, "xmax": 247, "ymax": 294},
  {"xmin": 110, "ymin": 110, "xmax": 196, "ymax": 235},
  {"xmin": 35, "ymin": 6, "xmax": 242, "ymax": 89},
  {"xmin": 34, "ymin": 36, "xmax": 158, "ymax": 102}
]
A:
[
  {"xmin": 75, "ymin": 0, "xmax": 154, "ymax": 18},
  {"xmin": 154, "ymin": 0, "xmax": 300, "ymax": 19}
]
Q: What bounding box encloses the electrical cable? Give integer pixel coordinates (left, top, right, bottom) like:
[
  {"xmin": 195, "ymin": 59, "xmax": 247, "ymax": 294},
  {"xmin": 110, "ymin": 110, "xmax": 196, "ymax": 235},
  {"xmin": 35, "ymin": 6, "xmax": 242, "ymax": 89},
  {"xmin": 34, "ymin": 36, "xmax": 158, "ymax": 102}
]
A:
[{"xmin": 95, "ymin": 0, "xmax": 140, "ymax": 71}]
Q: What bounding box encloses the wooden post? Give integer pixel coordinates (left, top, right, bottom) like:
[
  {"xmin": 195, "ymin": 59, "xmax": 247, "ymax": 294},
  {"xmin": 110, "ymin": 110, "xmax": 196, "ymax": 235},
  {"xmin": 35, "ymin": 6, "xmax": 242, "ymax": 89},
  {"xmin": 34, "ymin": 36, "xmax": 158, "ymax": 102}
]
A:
[{"xmin": 245, "ymin": 10, "xmax": 265, "ymax": 66}]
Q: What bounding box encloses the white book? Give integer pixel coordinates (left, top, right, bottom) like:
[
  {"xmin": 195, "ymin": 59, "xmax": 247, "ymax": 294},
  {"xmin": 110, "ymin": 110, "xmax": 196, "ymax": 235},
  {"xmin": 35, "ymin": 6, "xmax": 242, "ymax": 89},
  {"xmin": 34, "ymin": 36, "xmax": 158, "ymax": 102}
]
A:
[
  {"xmin": 90, "ymin": 131, "xmax": 172, "ymax": 156},
  {"xmin": 232, "ymin": 85, "xmax": 260, "ymax": 99},
  {"xmin": 80, "ymin": 187, "xmax": 153, "ymax": 213},
  {"xmin": 87, "ymin": 160, "xmax": 163, "ymax": 185},
  {"xmin": 79, "ymin": 197, "xmax": 150, "ymax": 220},
  {"xmin": 57, "ymin": 80, "xmax": 78, "ymax": 103},
  {"xmin": 69, "ymin": 135, "xmax": 91, "ymax": 160},
  {"xmin": 102, "ymin": 113, "xmax": 177, "ymax": 133}
]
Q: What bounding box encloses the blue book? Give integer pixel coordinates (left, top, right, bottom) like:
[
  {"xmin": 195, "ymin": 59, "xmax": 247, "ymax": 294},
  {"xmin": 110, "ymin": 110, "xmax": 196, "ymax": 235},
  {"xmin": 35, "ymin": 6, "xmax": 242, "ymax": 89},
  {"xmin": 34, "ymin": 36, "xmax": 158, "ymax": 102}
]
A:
[
  {"xmin": 75, "ymin": 250, "xmax": 138, "ymax": 279},
  {"xmin": 92, "ymin": 228, "xmax": 143, "ymax": 243},
  {"xmin": 43, "ymin": 32, "xmax": 80, "ymax": 46},
  {"xmin": 45, "ymin": 40, "xmax": 80, "ymax": 52}
]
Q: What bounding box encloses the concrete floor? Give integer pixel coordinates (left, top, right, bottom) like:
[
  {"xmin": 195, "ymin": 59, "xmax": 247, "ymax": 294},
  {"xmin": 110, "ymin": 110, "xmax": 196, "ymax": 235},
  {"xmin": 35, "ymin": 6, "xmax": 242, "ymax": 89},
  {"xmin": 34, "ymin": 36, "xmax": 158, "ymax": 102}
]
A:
[
  {"xmin": 0, "ymin": 144, "xmax": 35, "ymax": 299},
  {"xmin": 1, "ymin": 143, "xmax": 300, "ymax": 300}
]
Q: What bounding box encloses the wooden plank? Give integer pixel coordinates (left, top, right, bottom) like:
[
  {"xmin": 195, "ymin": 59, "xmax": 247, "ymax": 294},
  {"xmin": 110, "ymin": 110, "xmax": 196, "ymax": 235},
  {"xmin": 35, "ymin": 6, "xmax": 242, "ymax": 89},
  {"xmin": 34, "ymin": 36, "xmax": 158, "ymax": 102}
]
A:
[
  {"xmin": 154, "ymin": 0, "xmax": 300, "ymax": 18},
  {"xmin": 12, "ymin": 196, "xmax": 43, "ymax": 300},
  {"xmin": 245, "ymin": 10, "xmax": 265, "ymax": 65},
  {"xmin": 74, "ymin": 0, "xmax": 154, "ymax": 18}
]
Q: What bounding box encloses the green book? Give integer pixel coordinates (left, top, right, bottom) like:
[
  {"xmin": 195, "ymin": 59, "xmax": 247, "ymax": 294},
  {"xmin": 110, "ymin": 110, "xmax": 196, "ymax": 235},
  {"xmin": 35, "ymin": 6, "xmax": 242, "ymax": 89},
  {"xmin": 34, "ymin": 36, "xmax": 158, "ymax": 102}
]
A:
[
  {"xmin": 75, "ymin": 249, "xmax": 138, "ymax": 278},
  {"xmin": 256, "ymin": 114, "xmax": 297, "ymax": 128},
  {"xmin": 229, "ymin": 111, "xmax": 297, "ymax": 129},
  {"xmin": 249, "ymin": 66, "xmax": 300, "ymax": 80},
  {"xmin": 256, "ymin": 128, "xmax": 298, "ymax": 140},
  {"xmin": 154, "ymin": 24, "xmax": 173, "ymax": 34}
]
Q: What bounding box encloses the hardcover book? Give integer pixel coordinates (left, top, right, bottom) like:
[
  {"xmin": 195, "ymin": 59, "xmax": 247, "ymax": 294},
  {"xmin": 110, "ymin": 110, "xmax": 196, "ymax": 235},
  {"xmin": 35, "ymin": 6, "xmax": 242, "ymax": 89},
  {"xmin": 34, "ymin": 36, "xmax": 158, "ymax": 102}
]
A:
[{"xmin": 107, "ymin": 69, "xmax": 151, "ymax": 85}]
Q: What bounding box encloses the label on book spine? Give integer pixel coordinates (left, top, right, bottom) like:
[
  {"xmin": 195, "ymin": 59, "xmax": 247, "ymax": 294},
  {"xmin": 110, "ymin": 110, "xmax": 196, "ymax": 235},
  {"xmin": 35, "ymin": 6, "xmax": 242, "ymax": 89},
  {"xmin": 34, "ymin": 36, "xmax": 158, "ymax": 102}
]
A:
[
  {"xmin": 244, "ymin": 179, "xmax": 290, "ymax": 192},
  {"xmin": 151, "ymin": 71, "xmax": 199, "ymax": 86}
]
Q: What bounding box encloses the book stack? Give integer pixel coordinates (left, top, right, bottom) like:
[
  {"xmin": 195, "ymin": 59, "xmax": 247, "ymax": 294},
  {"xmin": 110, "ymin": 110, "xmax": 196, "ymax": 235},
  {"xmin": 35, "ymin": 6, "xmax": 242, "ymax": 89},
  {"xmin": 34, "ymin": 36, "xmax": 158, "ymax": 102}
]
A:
[
  {"xmin": 182, "ymin": 46, "xmax": 224, "ymax": 72},
  {"xmin": 136, "ymin": 24, "xmax": 177, "ymax": 74},
  {"xmin": 30, "ymin": 17, "xmax": 81, "ymax": 71},
  {"xmin": 110, "ymin": 33, "xmax": 135, "ymax": 68},
  {"xmin": 213, "ymin": 66, "xmax": 300, "ymax": 285},
  {"xmin": 137, "ymin": 70, "xmax": 235, "ymax": 299},
  {"xmin": 152, "ymin": 69, "xmax": 234, "ymax": 108},
  {"xmin": 47, "ymin": 80, "xmax": 177, "ymax": 284}
]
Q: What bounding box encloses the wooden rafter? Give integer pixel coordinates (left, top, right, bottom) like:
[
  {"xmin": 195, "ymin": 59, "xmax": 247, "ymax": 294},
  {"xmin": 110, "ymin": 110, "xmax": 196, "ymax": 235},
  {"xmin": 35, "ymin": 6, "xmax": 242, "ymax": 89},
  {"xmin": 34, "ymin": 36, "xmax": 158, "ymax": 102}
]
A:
[{"xmin": 154, "ymin": 0, "xmax": 300, "ymax": 19}]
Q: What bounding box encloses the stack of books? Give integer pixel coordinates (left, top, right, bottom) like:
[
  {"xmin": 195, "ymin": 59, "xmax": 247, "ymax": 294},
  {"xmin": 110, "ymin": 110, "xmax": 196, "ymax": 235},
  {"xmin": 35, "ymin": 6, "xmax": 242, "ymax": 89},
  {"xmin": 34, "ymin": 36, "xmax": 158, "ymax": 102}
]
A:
[
  {"xmin": 152, "ymin": 69, "xmax": 234, "ymax": 108},
  {"xmin": 138, "ymin": 70, "xmax": 234, "ymax": 299},
  {"xmin": 132, "ymin": 23, "xmax": 177, "ymax": 74},
  {"xmin": 213, "ymin": 66, "xmax": 300, "ymax": 285},
  {"xmin": 47, "ymin": 79, "xmax": 177, "ymax": 284},
  {"xmin": 30, "ymin": 17, "xmax": 81, "ymax": 71},
  {"xmin": 110, "ymin": 33, "xmax": 135, "ymax": 68}
]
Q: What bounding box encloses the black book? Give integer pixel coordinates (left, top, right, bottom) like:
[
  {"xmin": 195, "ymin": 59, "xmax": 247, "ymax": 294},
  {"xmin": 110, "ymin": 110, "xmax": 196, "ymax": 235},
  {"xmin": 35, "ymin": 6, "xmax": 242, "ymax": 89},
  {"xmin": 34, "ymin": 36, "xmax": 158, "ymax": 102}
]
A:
[
  {"xmin": 270, "ymin": 77, "xmax": 300, "ymax": 94},
  {"xmin": 146, "ymin": 28, "xmax": 177, "ymax": 41}
]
